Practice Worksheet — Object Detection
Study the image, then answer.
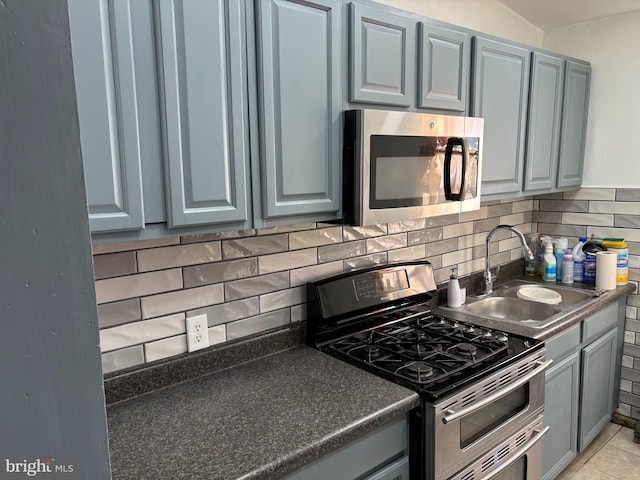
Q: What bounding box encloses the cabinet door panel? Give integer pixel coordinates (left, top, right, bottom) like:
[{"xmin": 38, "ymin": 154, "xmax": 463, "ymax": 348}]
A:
[
  {"xmin": 157, "ymin": 0, "xmax": 250, "ymax": 228},
  {"xmin": 524, "ymin": 53, "xmax": 564, "ymax": 192},
  {"xmin": 350, "ymin": 3, "xmax": 415, "ymax": 106},
  {"xmin": 579, "ymin": 328, "xmax": 617, "ymax": 452},
  {"xmin": 419, "ymin": 23, "xmax": 469, "ymax": 112},
  {"xmin": 68, "ymin": 0, "xmax": 144, "ymax": 232},
  {"xmin": 542, "ymin": 352, "xmax": 580, "ymax": 480},
  {"xmin": 257, "ymin": 0, "xmax": 341, "ymax": 219},
  {"xmin": 558, "ymin": 61, "xmax": 591, "ymax": 189},
  {"xmin": 472, "ymin": 37, "xmax": 529, "ymax": 196}
]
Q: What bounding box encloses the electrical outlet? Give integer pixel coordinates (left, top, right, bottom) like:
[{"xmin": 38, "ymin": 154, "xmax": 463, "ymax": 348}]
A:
[{"xmin": 186, "ymin": 314, "xmax": 209, "ymax": 353}]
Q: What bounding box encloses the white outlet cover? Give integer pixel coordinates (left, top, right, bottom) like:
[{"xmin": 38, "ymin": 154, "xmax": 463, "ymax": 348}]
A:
[{"xmin": 186, "ymin": 314, "xmax": 210, "ymax": 353}]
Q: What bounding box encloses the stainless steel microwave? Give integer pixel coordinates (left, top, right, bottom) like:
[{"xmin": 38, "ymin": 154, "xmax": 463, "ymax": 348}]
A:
[{"xmin": 343, "ymin": 109, "xmax": 484, "ymax": 226}]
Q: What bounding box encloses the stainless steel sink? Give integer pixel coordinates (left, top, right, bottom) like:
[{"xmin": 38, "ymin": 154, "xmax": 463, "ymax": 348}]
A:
[
  {"xmin": 499, "ymin": 283, "xmax": 593, "ymax": 305},
  {"xmin": 464, "ymin": 297, "xmax": 562, "ymax": 322},
  {"xmin": 439, "ymin": 279, "xmax": 597, "ymax": 328}
]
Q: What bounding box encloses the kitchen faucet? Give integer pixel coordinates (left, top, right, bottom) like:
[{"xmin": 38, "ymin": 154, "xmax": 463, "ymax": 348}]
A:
[{"xmin": 484, "ymin": 225, "xmax": 535, "ymax": 295}]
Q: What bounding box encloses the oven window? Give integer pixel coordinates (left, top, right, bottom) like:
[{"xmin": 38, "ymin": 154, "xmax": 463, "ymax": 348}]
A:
[
  {"xmin": 494, "ymin": 456, "xmax": 526, "ymax": 480},
  {"xmin": 459, "ymin": 384, "xmax": 529, "ymax": 448}
]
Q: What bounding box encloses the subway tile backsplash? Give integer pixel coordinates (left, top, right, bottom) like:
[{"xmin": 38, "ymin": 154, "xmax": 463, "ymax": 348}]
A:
[{"xmin": 94, "ymin": 187, "xmax": 640, "ymax": 423}]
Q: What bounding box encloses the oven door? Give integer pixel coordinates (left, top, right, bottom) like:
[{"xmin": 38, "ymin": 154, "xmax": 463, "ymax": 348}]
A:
[
  {"xmin": 428, "ymin": 350, "xmax": 550, "ymax": 480},
  {"xmin": 450, "ymin": 415, "xmax": 549, "ymax": 480}
]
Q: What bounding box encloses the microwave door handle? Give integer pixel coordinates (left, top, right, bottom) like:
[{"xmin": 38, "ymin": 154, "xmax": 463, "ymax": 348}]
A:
[
  {"xmin": 442, "ymin": 359, "xmax": 553, "ymax": 424},
  {"xmin": 443, "ymin": 137, "xmax": 467, "ymax": 201},
  {"xmin": 475, "ymin": 425, "xmax": 550, "ymax": 480}
]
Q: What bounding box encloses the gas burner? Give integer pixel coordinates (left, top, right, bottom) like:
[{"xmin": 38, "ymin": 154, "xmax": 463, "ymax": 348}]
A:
[
  {"xmin": 450, "ymin": 343, "xmax": 478, "ymax": 358},
  {"xmin": 397, "ymin": 361, "xmax": 434, "ymax": 382},
  {"xmin": 349, "ymin": 344, "xmax": 383, "ymax": 362},
  {"xmin": 399, "ymin": 329, "xmax": 428, "ymax": 342},
  {"xmin": 495, "ymin": 332, "xmax": 509, "ymax": 342}
]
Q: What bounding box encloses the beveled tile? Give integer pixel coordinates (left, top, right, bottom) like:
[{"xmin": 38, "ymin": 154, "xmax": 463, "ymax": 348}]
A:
[
  {"xmin": 95, "ymin": 269, "xmax": 183, "ymax": 304},
  {"xmin": 258, "ymin": 249, "xmax": 317, "ymax": 275},
  {"xmin": 317, "ymin": 241, "xmax": 365, "ymax": 263},
  {"xmin": 443, "ymin": 222, "xmax": 474, "ymax": 239},
  {"xmin": 473, "ymin": 217, "xmax": 501, "ymax": 233},
  {"xmin": 290, "ymin": 261, "xmax": 344, "ymax": 287},
  {"xmin": 141, "ymin": 284, "xmax": 224, "ymax": 319},
  {"xmin": 208, "ymin": 325, "xmax": 226, "ymax": 346},
  {"xmin": 92, "ymin": 237, "xmax": 180, "ymax": 254},
  {"xmin": 563, "ymin": 212, "xmax": 614, "ymax": 226},
  {"xmin": 289, "ymin": 227, "xmax": 342, "ymax": 249},
  {"xmin": 100, "ymin": 313, "xmax": 185, "ymax": 352},
  {"xmin": 187, "ymin": 298, "xmax": 259, "ymax": 326},
  {"xmin": 183, "ymin": 258, "xmax": 257, "ymax": 287},
  {"xmin": 538, "ymin": 223, "xmax": 587, "ymax": 238},
  {"xmin": 225, "ymin": 272, "xmax": 290, "ymax": 301},
  {"xmin": 512, "ymin": 199, "xmax": 534, "ymax": 213},
  {"xmin": 343, "ymin": 253, "xmax": 388, "ymax": 271},
  {"xmin": 93, "ymin": 251, "xmax": 137, "ymax": 280},
  {"xmin": 617, "ymin": 189, "xmax": 640, "ymax": 202},
  {"xmin": 587, "ymin": 227, "xmax": 640, "ymax": 243},
  {"xmin": 387, "ymin": 218, "xmax": 426, "ymax": 233},
  {"xmin": 459, "ymin": 206, "xmax": 488, "ymax": 222},
  {"xmin": 342, "ymin": 224, "xmax": 387, "ymax": 240},
  {"xmin": 256, "ymin": 222, "xmax": 316, "ymax": 235},
  {"xmin": 615, "ymin": 215, "xmax": 640, "ymax": 229},
  {"xmin": 97, "ymin": 298, "xmax": 141, "ymax": 328},
  {"xmin": 226, "ymin": 309, "xmax": 290, "ymax": 340},
  {"xmin": 499, "ymin": 212, "xmax": 525, "ymax": 225},
  {"xmin": 137, "ymin": 242, "xmax": 222, "ymax": 272},
  {"xmin": 291, "ymin": 304, "xmax": 306, "ymax": 323},
  {"xmin": 407, "ymin": 227, "xmax": 443, "ymax": 245},
  {"xmin": 388, "ymin": 245, "xmax": 426, "ymax": 263},
  {"xmin": 458, "ymin": 232, "xmax": 487, "ymax": 249},
  {"xmin": 424, "ymin": 213, "xmax": 459, "ymax": 227},
  {"xmin": 101, "ymin": 345, "xmax": 145, "ymax": 374},
  {"xmin": 564, "ymin": 188, "xmax": 616, "ymax": 201},
  {"xmin": 539, "ymin": 200, "xmax": 589, "ymax": 212},
  {"xmin": 533, "ymin": 210, "xmax": 563, "ymax": 223},
  {"xmin": 144, "ymin": 335, "xmax": 187, "ymax": 363},
  {"xmin": 486, "ymin": 203, "xmax": 513, "ymax": 217},
  {"xmin": 590, "ymin": 201, "xmax": 640, "ymax": 215},
  {"xmin": 424, "ymin": 239, "xmax": 459, "ymax": 256},
  {"xmin": 259, "ymin": 287, "xmax": 305, "ymax": 313},
  {"xmin": 180, "ymin": 229, "xmax": 256, "ymax": 243},
  {"xmin": 222, "ymin": 234, "xmax": 288, "ymax": 259},
  {"xmin": 442, "ymin": 248, "xmax": 473, "ymax": 267},
  {"xmin": 366, "ymin": 233, "xmax": 407, "ymax": 253}
]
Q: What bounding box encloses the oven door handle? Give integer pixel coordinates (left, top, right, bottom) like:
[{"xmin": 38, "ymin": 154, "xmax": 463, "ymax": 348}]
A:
[
  {"xmin": 442, "ymin": 359, "xmax": 552, "ymax": 424},
  {"xmin": 477, "ymin": 425, "xmax": 550, "ymax": 480}
]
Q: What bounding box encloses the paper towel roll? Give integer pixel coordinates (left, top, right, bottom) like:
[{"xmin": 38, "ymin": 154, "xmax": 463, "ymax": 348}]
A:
[{"xmin": 596, "ymin": 251, "xmax": 617, "ymax": 290}]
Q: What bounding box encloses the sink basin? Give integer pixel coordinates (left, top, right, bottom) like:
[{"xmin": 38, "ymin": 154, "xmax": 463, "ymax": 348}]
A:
[
  {"xmin": 464, "ymin": 297, "xmax": 562, "ymax": 322},
  {"xmin": 499, "ymin": 284, "xmax": 593, "ymax": 305}
]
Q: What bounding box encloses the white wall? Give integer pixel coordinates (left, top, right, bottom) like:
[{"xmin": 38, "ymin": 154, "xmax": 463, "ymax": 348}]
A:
[
  {"xmin": 543, "ymin": 11, "xmax": 640, "ymax": 188},
  {"xmin": 378, "ymin": 0, "xmax": 543, "ymax": 46}
]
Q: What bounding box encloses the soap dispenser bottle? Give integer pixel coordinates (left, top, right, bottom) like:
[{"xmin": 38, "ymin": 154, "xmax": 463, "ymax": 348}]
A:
[{"xmin": 447, "ymin": 267, "xmax": 462, "ymax": 308}]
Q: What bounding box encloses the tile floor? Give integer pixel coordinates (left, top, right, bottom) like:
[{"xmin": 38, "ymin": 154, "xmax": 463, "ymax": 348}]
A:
[{"xmin": 556, "ymin": 423, "xmax": 640, "ymax": 479}]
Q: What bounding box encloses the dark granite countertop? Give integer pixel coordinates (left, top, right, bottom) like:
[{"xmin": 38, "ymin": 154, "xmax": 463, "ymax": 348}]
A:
[{"xmin": 106, "ymin": 345, "xmax": 419, "ymax": 480}]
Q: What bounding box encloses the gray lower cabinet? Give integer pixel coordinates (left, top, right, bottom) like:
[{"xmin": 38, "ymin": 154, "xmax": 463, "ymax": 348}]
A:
[
  {"xmin": 255, "ymin": 0, "xmax": 342, "ymax": 224},
  {"xmin": 542, "ymin": 324, "xmax": 581, "ymax": 480},
  {"xmin": 281, "ymin": 416, "xmax": 409, "ymax": 480},
  {"xmin": 524, "ymin": 52, "xmax": 565, "ymax": 192},
  {"xmin": 557, "ymin": 61, "xmax": 591, "ymax": 189},
  {"xmin": 155, "ymin": 0, "xmax": 251, "ymax": 229},
  {"xmin": 472, "ymin": 37, "xmax": 530, "ymax": 196},
  {"xmin": 349, "ymin": 2, "xmax": 416, "ymax": 107},
  {"xmin": 419, "ymin": 23, "xmax": 470, "ymax": 112},
  {"xmin": 68, "ymin": 0, "xmax": 145, "ymax": 233},
  {"xmin": 542, "ymin": 301, "xmax": 622, "ymax": 480}
]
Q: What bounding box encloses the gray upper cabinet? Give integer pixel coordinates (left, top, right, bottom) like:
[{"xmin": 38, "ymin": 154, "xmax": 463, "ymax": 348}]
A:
[
  {"xmin": 68, "ymin": 0, "xmax": 144, "ymax": 233},
  {"xmin": 557, "ymin": 61, "xmax": 591, "ymax": 189},
  {"xmin": 524, "ymin": 52, "xmax": 565, "ymax": 192},
  {"xmin": 472, "ymin": 37, "xmax": 530, "ymax": 196},
  {"xmin": 156, "ymin": 0, "xmax": 251, "ymax": 229},
  {"xmin": 419, "ymin": 23, "xmax": 469, "ymax": 112},
  {"xmin": 255, "ymin": 0, "xmax": 342, "ymax": 222},
  {"xmin": 349, "ymin": 3, "xmax": 416, "ymax": 107}
]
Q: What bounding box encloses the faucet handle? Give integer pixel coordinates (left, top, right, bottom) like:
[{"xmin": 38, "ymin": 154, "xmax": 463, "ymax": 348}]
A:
[{"xmin": 491, "ymin": 265, "xmax": 501, "ymax": 282}]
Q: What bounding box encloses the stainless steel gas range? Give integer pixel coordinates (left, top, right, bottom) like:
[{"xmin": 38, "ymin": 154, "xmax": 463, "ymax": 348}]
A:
[{"xmin": 306, "ymin": 261, "xmax": 551, "ymax": 480}]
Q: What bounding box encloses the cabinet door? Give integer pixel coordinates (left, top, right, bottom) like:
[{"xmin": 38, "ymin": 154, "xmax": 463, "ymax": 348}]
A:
[
  {"xmin": 579, "ymin": 327, "xmax": 617, "ymax": 452},
  {"xmin": 419, "ymin": 23, "xmax": 469, "ymax": 112},
  {"xmin": 524, "ymin": 53, "xmax": 564, "ymax": 192},
  {"xmin": 557, "ymin": 61, "xmax": 591, "ymax": 189},
  {"xmin": 542, "ymin": 351, "xmax": 580, "ymax": 480},
  {"xmin": 68, "ymin": 0, "xmax": 144, "ymax": 233},
  {"xmin": 156, "ymin": 0, "xmax": 251, "ymax": 228},
  {"xmin": 472, "ymin": 37, "xmax": 530, "ymax": 196},
  {"xmin": 256, "ymin": 0, "xmax": 341, "ymax": 220},
  {"xmin": 349, "ymin": 3, "xmax": 416, "ymax": 106}
]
